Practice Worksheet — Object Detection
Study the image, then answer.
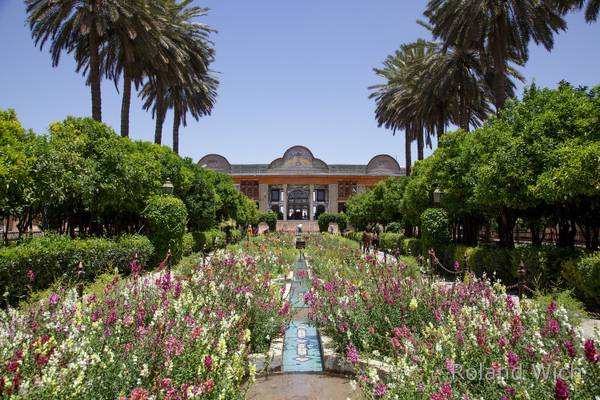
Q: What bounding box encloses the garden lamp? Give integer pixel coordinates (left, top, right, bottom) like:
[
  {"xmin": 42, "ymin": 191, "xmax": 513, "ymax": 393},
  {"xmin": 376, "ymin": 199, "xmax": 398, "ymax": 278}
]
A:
[{"xmin": 162, "ymin": 179, "xmax": 174, "ymax": 194}]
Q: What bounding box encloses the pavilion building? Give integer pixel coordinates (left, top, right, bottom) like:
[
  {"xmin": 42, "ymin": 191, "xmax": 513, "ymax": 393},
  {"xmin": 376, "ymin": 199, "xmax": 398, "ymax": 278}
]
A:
[{"xmin": 198, "ymin": 145, "xmax": 404, "ymax": 230}]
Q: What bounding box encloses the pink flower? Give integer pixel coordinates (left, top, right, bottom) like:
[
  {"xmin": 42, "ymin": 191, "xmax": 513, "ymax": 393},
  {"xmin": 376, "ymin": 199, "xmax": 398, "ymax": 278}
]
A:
[
  {"xmin": 346, "ymin": 342, "xmax": 359, "ymax": 364},
  {"xmin": 128, "ymin": 387, "xmax": 149, "ymax": 400},
  {"xmin": 27, "ymin": 270, "xmax": 35, "ymax": 283},
  {"xmin": 554, "ymin": 377, "xmax": 569, "ymax": 400},
  {"xmin": 584, "ymin": 339, "xmax": 597, "ymax": 363},
  {"xmin": 506, "ymin": 352, "xmax": 519, "ymax": 370},
  {"xmin": 48, "ymin": 292, "xmax": 60, "ymax": 306},
  {"xmin": 564, "ymin": 340, "xmax": 576, "ymax": 358},
  {"xmin": 204, "ymin": 355, "xmax": 213, "ymax": 371},
  {"xmin": 545, "ymin": 318, "xmax": 560, "ymax": 336},
  {"xmin": 445, "ymin": 358, "xmax": 456, "ymax": 376},
  {"xmin": 546, "ymin": 300, "xmax": 557, "ymax": 314},
  {"xmin": 374, "ymin": 383, "xmax": 386, "ymax": 397}
]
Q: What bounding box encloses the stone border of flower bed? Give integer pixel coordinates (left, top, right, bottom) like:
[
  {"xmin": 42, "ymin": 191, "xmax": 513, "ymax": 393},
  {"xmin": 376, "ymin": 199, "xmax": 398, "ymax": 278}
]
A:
[{"xmin": 319, "ymin": 333, "xmax": 392, "ymax": 381}]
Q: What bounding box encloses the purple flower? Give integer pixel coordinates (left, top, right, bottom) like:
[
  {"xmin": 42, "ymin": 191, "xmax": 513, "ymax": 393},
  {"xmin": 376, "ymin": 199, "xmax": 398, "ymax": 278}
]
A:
[
  {"xmin": 453, "ymin": 261, "xmax": 460, "ymax": 272},
  {"xmin": 554, "ymin": 377, "xmax": 569, "ymax": 400},
  {"xmin": 346, "ymin": 342, "xmax": 359, "ymax": 365},
  {"xmin": 373, "ymin": 383, "xmax": 386, "ymax": 397},
  {"xmin": 584, "ymin": 339, "xmax": 597, "ymax": 363},
  {"xmin": 506, "ymin": 352, "xmax": 519, "ymax": 370},
  {"xmin": 445, "ymin": 358, "xmax": 455, "ymax": 376},
  {"xmin": 564, "ymin": 340, "xmax": 576, "ymax": 359},
  {"xmin": 204, "ymin": 355, "xmax": 213, "ymax": 371},
  {"xmin": 48, "ymin": 292, "xmax": 60, "ymax": 306},
  {"xmin": 547, "ymin": 300, "xmax": 557, "ymax": 314}
]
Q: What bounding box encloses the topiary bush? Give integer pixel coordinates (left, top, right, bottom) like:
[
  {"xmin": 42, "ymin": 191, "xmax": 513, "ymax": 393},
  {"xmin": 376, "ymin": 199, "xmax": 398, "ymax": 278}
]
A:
[
  {"xmin": 0, "ymin": 234, "xmax": 153, "ymax": 306},
  {"xmin": 562, "ymin": 252, "xmax": 600, "ymax": 311},
  {"xmin": 143, "ymin": 194, "xmax": 188, "ymax": 266},
  {"xmin": 318, "ymin": 212, "xmax": 348, "ymax": 233},
  {"xmin": 420, "ymin": 208, "xmax": 450, "ymax": 248},
  {"xmin": 258, "ymin": 211, "xmax": 278, "ymax": 232},
  {"xmin": 380, "ymin": 232, "xmax": 404, "ymax": 253}
]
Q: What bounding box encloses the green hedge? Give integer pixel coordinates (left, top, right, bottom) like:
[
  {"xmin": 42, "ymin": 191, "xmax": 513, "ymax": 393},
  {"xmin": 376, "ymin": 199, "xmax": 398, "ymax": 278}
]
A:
[
  {"xmin": 318, "ymin": 212, "xmax": 348, "ymax": 233},
  {"xmin": 562, "ymin": 252, "xmax": 600, "ymax": 310},
  {"xmin": 380, "ymin": 232, "xmax": 404, "ymax": 253},
  {"xmin": 344, "ymin": 231, "xmax": 363, "ymax": 243},
  {"xmin": 0, "ymin": 234, "xmax": 153, "ymax": 306}
]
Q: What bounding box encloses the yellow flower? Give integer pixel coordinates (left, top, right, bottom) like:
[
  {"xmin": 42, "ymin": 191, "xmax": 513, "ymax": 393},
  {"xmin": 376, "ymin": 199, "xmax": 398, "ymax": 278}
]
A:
[{"xmin": 409, "ymin": 298, "xmax": 418, "ymax": 310}]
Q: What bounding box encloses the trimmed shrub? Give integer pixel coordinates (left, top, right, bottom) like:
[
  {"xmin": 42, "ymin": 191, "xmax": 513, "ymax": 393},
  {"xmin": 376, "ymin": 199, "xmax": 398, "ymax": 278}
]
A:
[
  {"xmin": 403, "ymin": 238, "xmax": 423, "ymax": 257},
  {"xmin": 386, "ymin": 222, "xmax": 403, "ymax": 234},
  {"xmin": 0, "ymin": 234, "xmax": 153, "ymax": 305},
  {"xmin": 420, "ymin": 208, "xmax": 450, "ymax": 247},
  {"xmin": 258, "ymin": 211, "xmax": 278, "ymax": 232},
  {"xmin": 143, "ymin": 195, "xmax": 188, "ymax": 265},
  {"xmin": 562, "ymin": 252, "xmax": 600, "ymax": 310},
  {"xmin": 380, "ymin": 232, "xmax": 404, "ymax": 253},
  {"xmin": 182, "ymin": 232, "xmax": 194, "ymax": 257},
  {"xmin": 191, "ymin": 229, "xmax": 227, "ymax": 253},
  {"xmin": 318, "ymin": 212, "xmax": 348, "ymax": 233}
]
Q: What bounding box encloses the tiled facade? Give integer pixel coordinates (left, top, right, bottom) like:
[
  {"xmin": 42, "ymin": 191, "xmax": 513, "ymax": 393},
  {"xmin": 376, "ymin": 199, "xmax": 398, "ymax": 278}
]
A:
[{"xmin": 198, "ymin": 145, "xmax": 404, "ymax": 221}]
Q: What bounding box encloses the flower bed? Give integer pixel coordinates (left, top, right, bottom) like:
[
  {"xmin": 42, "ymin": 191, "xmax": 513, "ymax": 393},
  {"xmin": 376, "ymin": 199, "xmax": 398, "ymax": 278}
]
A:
[
  {"xmin": 0, "ymin": 241, "xmax": 291, "ymax": 398},
  {"xmin": 306, "ymin": 236, "xmax": 600, "ymax": 399}
]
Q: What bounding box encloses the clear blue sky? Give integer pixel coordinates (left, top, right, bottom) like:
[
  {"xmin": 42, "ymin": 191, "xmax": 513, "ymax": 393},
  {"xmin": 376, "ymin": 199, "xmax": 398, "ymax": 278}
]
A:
[{"xmin": 1, "ymin": 1, "xmax": 598, "ymax": 165}]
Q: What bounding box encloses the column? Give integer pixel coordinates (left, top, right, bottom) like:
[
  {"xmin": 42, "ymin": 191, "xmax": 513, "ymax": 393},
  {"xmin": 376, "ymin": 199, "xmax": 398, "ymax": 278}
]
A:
[
  {"xmin": 258, "ymin": 183, "xmax": 268, "ymax": 212},
  {"xmin": 328, "ymin": 183, "xmax": 338, "ymax": 213},
  {"xmin": 283, "ymin": 184, "xmax": 288, "ymax": 221},
  {"xmin": 309, "ymin": 184, "xmax": 314, "ymax": 220}
]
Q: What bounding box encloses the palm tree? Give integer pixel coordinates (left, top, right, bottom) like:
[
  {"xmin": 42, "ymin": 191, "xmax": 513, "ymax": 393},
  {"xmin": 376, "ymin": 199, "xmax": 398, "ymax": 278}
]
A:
[
  {"xmin": 26, "ymin": 0, "xmax": 131, "ymax": 122},
  {"xmin": 141, "ymin": 0, "xmax": 216, "ymax": 146},
  {"xmin": 72, "ymin": 0, "xmax": 166, "ymax": 137},
  {"xmin": 552, "ymin": 0, "xmax": 600, "ymax": 22},
  {"xmin": 425, "ymin": 0, "xmax": 568, "ymax": 111},
  {"xmin": 370, "ymin": 40, "xmax": 442, "ymax": 174}
]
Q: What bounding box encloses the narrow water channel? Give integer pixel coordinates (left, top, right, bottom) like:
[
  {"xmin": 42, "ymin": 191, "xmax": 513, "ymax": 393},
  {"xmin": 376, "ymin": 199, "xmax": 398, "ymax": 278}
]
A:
[{"xmin": 246, "ymin": 254, "xmax": 361, "ymax": 400}]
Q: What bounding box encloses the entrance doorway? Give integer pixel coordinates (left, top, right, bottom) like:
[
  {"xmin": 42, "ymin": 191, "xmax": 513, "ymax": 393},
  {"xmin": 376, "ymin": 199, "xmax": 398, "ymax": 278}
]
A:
[{"xmin": 287, "ymin": 187, "xmax": 310, "ymax": 220}]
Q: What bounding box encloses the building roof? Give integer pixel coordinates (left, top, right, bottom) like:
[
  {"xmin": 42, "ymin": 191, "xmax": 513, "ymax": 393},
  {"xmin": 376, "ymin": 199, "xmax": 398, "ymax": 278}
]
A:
[{"xmin": 198, "ymin": 145, "xmax": 405, "ymax": 177}]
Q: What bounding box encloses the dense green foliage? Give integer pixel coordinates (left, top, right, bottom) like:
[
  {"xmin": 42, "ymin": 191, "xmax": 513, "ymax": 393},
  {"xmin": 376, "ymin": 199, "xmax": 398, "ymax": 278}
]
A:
[
  {"xmin": 420, "ymin": 208, "xmax": 450, "ymax": 247},
  {"xmin": 317, "ymin": 212, "xmax": 349, "ymax": 233},
  {"xmin": 406, "ymin": 83, "xmax": 600, "ymax": 249},
  {"xmin": 143, "ymin": 195, "xmax": 188, "ymax": 265},
  {"xmin": 0, "ymin": 234, "xmax": 152, "ymax": 306},
  {"xmin": 258, "ymin": 211, "xmax": 278, "ymax": 231},
  {"xmin": 345, "ymin": 178, "xmax": 407, "ymax": 230},
  {"xmin": 562, "ymin": 252, "xmax": 600, "ymax": 310},
  {"xmin": 0, "ymin": 112, "xmax": 256, "ymax": 243}
]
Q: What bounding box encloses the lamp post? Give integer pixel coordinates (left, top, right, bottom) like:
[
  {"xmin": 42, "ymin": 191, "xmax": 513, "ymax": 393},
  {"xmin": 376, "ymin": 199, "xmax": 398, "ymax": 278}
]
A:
[{"xmin": 162, "ymin": 179, "xmax": 174, "ymax": 195}]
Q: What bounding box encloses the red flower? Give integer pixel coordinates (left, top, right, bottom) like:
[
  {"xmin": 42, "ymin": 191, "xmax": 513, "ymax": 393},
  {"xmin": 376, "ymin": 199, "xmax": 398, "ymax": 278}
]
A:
[
  {"xmin": 584, "ymin": 339, "xmax": 598, "ymax": 363},
  {"xmin": 555, "ymin": 378, "xmax": 569, "ymax": 400}
]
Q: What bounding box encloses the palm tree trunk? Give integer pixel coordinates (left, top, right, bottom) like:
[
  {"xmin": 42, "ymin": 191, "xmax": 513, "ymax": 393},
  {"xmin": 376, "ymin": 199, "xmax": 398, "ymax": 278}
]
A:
[
  {"xmin": 416, "ymin": 124, "xmax": 424, "ymax": 160},
  {"xmin": 172, "ymin": 107, "xmax": 180, "ymax": 155},
  {"xmin": 89, "ymin": 9, "xmax": 102, "ymax": 122},
  {"xmin": 120, "ymin": 66, "xmax": 132, "ymax": 137},
  {"xmin": 404, "ymin": 129, "xmax": 412, "ymax": 176},
  {"xmin": 492, "ymin": 16, "xmax": 508, "ymax": 112},
  {"xmin": 154, "ymin": 83, "xmax": 165, "ymax": 145}
]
